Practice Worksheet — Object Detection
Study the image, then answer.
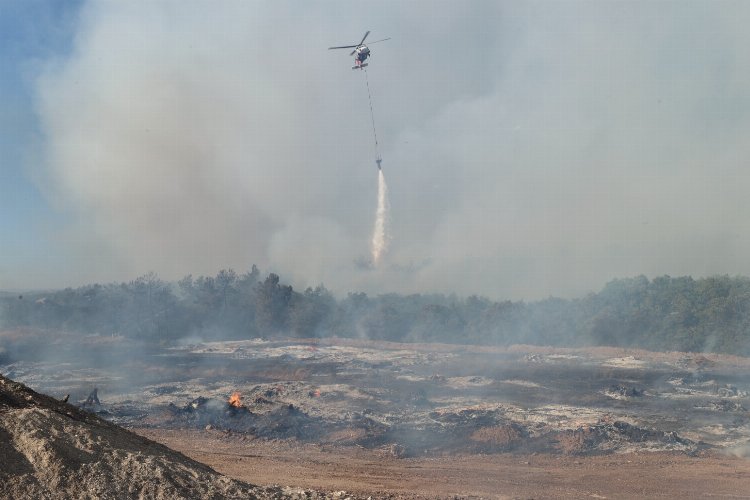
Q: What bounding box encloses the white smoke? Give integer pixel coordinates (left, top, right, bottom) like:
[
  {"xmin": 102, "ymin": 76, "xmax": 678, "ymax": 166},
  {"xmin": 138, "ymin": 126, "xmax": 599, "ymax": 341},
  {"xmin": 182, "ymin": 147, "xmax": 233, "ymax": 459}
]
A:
[
  {"xmin": 25, "ymin": 1, "xmax": 750, "ymax": 299},
  {"xmin": 371, "ymin": 169, "xmax": 390, "ymax": 266}
]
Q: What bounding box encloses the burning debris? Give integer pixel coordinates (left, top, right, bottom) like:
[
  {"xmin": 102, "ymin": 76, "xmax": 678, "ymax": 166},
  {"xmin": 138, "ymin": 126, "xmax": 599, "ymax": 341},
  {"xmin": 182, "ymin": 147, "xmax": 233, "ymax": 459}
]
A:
[
  {"xmin": 165, "ymin": 392, "xmax": 326, "ymax": 440},
  {"xmin": 228, "ymin": 391, "xmax": 243, "ymax": 408}
]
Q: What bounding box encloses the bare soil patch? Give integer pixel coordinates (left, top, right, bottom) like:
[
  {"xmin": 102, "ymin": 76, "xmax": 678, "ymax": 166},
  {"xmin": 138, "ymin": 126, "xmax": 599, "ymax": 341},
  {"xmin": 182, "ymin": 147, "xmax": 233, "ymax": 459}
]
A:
[{"xmin": 137, "ymin": 428, "xmax": 750, "ymax": 499}]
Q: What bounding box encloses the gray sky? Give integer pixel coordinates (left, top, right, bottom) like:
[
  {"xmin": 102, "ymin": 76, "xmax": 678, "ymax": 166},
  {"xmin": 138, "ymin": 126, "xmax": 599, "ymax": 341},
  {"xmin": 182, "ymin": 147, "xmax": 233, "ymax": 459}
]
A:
[{"xmin": 7, "ymin": 0, "xmax": 750, "ymax": 299}]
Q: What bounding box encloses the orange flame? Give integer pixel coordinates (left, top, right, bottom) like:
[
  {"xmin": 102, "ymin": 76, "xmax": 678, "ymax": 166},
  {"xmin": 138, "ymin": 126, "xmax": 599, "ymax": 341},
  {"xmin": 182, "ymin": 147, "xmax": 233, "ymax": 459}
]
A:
[{"xmin": 228, "ymin": 392, "xmax": 242, "ymax": 408}]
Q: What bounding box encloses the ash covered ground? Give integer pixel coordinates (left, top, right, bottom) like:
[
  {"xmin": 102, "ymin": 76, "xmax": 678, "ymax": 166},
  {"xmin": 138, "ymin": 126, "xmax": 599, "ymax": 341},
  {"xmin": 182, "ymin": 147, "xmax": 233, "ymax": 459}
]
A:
[{"xmin": 4, "ymin": 332, "xmax": 750, "ymax": 458}]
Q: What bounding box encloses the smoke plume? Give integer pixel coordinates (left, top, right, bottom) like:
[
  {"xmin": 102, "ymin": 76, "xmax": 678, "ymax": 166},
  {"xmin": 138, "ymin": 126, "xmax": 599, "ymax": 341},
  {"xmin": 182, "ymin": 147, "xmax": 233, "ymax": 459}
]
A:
[{"xmin": 24, "ymin": 1, "xmax": 750, "ymax": 299}]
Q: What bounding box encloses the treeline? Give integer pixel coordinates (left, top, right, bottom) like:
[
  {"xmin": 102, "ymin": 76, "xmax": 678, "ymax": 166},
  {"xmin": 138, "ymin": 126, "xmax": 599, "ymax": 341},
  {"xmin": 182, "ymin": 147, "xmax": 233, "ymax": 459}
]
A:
[{"xmin": 3, "ymin": 271, "xmax": 750, "ymax": 355}]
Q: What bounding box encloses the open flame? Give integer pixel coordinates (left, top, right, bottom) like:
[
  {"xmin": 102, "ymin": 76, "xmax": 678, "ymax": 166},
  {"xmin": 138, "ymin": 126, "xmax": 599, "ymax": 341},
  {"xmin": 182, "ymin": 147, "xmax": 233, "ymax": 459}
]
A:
[{"xmin": 228, "ymin": 392, "xmax": 242, "ymax": 408}]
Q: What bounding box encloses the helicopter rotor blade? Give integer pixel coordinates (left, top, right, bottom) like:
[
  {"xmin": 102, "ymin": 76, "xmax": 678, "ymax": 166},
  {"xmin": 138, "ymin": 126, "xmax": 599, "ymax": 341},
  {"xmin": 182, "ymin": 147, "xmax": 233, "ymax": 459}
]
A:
[
  {"xmin": 366, "ymin": 38, "xmax": 390, "ymax": 45},
  {"xmin": 358, "ymin": 31, "xmax": 370, "ymax": 46},
  {"xmin": 350, "ymin": 49, "xmax": 357, "ymax": 56},
  {"xmin": 328, "ymin": 45, "xmax": 358, "ymax": 50}
]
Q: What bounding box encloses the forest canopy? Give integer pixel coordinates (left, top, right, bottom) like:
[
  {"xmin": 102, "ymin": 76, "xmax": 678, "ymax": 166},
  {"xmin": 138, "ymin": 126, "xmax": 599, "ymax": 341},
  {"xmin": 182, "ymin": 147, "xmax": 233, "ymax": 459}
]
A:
[{"xmin": 3, "ymin": 270, "xmax": 750, "ymax": 356}]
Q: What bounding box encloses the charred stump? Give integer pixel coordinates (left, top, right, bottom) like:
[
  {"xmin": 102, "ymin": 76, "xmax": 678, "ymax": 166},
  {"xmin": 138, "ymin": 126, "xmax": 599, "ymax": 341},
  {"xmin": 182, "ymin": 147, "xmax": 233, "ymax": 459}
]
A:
[{"xmin": 83, "ymin": 388, "xmax": 100, "ymax": 407}]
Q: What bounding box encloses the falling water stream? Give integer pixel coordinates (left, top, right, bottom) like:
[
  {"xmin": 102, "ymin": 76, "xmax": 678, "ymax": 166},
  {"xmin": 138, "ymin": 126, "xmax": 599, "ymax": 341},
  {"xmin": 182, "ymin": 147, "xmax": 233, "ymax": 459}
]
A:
[
  {"xmin": 371, "ymin": 169, "xmax": 390, "ymax": 266},
  {"xmin": 363, "ymin": 68, "xmax": 390, "ymax": 266}
]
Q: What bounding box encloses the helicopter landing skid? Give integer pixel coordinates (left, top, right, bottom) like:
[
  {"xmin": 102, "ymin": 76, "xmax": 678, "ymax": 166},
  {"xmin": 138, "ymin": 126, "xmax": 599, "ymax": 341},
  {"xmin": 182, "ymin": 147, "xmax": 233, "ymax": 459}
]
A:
[{"xmin": 352, "ymin": 63, "xmax": 368, "ymax": 70}]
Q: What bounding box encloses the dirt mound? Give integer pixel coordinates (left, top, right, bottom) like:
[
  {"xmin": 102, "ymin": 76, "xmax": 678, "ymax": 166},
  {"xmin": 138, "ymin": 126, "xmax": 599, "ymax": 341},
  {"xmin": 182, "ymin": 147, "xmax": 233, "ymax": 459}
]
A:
[
  {"xmin": 551, "ymin": 421, "xmax": 696, "ymax": 455},
  {"xmin": 0, "ymin": 374, "xmax": 361, "ymax": 499}
]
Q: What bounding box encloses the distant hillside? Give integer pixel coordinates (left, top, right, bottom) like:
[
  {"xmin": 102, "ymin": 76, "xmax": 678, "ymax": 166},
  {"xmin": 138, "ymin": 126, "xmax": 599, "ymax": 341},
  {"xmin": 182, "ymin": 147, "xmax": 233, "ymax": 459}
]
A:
[{"xmin": 2, "ymin": 270, "xmax": 750, "ymax": 355}]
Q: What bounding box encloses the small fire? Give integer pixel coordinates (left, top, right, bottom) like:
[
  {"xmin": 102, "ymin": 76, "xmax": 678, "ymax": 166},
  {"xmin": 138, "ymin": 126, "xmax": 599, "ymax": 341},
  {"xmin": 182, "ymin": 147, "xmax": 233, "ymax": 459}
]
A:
[{"xmin": 228, "ymin": 392, "xmax": 242, "ymax": 408}]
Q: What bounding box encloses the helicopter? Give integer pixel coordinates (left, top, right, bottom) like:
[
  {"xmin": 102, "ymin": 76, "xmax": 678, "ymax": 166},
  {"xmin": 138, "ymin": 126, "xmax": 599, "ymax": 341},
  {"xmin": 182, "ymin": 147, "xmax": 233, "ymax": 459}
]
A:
[{"xmin": 328, "ymin": 31, "xmax": 390, "ymax": 69}]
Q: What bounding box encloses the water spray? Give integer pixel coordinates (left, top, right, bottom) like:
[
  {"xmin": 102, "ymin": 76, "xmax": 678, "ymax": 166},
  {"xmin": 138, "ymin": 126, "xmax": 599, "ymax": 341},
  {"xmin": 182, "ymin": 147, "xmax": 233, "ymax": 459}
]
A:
[
  {"xmin": 364, "ymin": 68, "xmax": 391, "ymax": 265},
  {"xmin": 372, "ymin": 168, "xmax": 390, "ymax": 265}
]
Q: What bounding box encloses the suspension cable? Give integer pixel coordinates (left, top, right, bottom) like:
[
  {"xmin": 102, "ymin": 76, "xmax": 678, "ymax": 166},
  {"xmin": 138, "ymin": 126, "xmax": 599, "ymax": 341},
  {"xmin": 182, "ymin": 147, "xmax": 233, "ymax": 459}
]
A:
[{"xmin": 364, "ymin": 68, "xmax": 381, "ymax": 163}]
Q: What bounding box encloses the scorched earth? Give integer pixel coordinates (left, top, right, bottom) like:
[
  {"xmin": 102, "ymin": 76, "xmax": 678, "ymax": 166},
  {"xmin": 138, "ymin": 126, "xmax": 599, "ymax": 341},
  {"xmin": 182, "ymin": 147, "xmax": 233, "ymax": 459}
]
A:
[{"xmin": 3, "ymin": 332, "xmax": 750, "ymax": 498}]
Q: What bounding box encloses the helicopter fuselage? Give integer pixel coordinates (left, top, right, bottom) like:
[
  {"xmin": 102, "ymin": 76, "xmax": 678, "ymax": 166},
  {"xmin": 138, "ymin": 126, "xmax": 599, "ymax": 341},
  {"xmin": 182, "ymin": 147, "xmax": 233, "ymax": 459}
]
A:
[{"xmin": 353, "ymin": 46, "xmax": 371, "ymax": 69}]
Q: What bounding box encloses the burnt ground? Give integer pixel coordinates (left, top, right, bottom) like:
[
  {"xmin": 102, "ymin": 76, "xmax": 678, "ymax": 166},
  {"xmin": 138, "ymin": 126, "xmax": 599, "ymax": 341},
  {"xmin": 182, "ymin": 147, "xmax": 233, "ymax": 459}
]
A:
[{"xmin": 3, "ymin": 332, "xmax": 750, "ymax": 497}]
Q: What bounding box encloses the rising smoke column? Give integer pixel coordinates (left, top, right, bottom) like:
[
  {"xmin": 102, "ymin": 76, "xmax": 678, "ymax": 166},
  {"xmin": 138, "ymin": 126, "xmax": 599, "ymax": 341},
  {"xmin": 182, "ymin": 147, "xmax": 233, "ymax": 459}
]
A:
[{"xmin": 371, "ymin": 169, "xmax": 391, "ymax": 266}]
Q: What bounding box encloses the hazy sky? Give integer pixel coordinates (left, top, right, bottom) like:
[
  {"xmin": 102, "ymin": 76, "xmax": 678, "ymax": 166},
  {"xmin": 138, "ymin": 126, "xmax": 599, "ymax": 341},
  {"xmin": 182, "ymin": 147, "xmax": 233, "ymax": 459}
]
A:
[{"xmin": 3, "ymin": 0, "xmax": 750, "ymax": 300}]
